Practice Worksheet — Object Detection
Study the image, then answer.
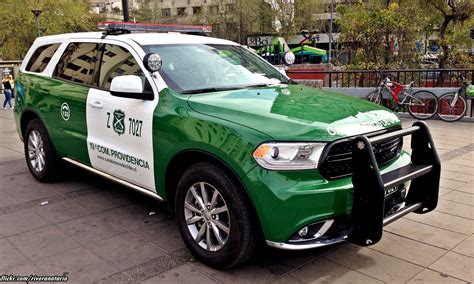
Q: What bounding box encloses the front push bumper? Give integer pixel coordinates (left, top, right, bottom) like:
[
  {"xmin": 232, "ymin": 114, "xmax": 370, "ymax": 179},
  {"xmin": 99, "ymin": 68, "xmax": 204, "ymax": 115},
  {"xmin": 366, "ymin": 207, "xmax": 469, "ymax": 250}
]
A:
[{"xmin": 267, "ymin": 121, "xmax": 441, "ymax": 250}]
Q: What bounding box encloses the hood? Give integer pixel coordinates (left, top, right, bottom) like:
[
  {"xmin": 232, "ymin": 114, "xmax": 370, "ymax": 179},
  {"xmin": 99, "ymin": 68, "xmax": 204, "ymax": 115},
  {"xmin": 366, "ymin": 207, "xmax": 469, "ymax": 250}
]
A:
[{"xmin": 187, "ymin": 84, "xmax": 401, "ymax": 141}]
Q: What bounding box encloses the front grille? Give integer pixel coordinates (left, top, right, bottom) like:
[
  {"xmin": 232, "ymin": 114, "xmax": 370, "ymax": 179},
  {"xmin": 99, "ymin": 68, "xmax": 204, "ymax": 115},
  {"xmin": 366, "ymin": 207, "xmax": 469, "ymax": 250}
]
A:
[{"xmin": 320, "ymin": 129, "xmax": 403, "ymax": 180}]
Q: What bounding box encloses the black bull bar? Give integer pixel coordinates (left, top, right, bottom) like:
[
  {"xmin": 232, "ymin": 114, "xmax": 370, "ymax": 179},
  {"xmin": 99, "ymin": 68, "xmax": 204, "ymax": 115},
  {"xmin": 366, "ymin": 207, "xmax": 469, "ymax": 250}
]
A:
[{"xmin": 348, "ymin": 121, "xmax": 440, "ymax": 246}]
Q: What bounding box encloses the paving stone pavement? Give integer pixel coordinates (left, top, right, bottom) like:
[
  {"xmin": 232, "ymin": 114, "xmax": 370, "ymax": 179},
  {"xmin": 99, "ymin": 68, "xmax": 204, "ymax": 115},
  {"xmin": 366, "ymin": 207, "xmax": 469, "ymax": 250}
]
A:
[{"xmin": 0, "ymin": 108, "xmax": 473, "ymax": 283}]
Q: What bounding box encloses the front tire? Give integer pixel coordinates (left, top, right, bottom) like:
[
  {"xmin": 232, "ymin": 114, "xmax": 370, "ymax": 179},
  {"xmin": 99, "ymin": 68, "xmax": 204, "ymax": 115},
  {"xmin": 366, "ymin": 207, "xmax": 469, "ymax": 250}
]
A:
[
  {"xmin": 24, "ymin": 119, "xmax": 61, "ymax": 182},
  {"xmin": 175, "ymin": 162, "xmax": 257, "ymax": 269}
]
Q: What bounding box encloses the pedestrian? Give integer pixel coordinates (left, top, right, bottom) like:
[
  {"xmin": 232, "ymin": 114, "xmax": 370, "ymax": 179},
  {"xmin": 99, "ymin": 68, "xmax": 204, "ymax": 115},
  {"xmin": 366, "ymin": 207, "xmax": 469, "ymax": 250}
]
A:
[
  {"xmin": 2, "ymin": 75, "xmax": 13, "ymax": 109},
  {"xmin": 8, "ymin": 75, "xmax": 14, "ymax": 98}
]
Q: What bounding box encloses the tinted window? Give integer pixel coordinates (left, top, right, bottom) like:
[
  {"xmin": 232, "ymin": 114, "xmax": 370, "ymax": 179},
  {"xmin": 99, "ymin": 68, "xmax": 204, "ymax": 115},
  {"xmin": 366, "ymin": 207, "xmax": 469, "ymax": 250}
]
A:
[
  {"xmin": 25, "ymin": 43, "xmax": 61, "ymax": 73},
  {"xmin": 99, "ymin": 44, "xmax": 146, "ymax": 90},
  {"xmin": 54, "ymin": 42, "xmax": 100, "ymax": 85}
]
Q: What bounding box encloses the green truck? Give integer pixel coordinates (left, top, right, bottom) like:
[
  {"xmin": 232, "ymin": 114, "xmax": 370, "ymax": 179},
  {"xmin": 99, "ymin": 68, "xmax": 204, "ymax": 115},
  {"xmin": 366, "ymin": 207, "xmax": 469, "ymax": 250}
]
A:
[{"xmin": 13, "ymin": 23, "xmax": 440, "ymax": 269}]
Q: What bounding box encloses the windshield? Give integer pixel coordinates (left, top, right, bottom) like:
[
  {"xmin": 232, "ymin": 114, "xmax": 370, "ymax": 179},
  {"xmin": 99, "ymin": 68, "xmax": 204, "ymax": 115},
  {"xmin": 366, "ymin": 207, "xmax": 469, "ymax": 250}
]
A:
[{"xmin": 143, "ymin": 44, "xmax": 290, "ymax": 94}]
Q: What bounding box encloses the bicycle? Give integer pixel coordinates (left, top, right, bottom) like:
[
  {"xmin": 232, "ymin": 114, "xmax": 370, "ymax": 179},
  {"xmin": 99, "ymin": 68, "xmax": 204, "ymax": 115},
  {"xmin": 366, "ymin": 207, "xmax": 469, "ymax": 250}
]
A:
[
  {"xmin": 366, "ymin": 74, "xmax": 439, "ymax": 120},
  {"xmin": 437, "ymin": 76, "xmax": 470, "ymax": 122}
]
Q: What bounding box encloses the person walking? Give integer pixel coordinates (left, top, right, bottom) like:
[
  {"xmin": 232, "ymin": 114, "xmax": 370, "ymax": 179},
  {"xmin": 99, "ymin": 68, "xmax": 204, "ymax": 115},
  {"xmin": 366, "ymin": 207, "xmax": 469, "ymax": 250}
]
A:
[{"xmin": 2, "ymin": 75, "xmax": 13, "ymax": 109}]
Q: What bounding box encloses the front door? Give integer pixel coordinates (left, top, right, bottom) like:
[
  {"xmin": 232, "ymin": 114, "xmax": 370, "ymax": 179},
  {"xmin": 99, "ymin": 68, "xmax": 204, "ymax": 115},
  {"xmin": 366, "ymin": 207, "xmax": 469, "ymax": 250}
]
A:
[{"xmin": 86, "ymin": 42, "xmax": 158, "ymax": 191}]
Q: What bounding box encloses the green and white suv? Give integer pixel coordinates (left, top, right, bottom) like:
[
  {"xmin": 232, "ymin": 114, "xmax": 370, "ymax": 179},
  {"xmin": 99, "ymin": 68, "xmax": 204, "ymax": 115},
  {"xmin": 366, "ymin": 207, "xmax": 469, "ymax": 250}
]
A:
[{"xmin": 14, "ymin": 23, "xmax": 441, "ymax": 269}]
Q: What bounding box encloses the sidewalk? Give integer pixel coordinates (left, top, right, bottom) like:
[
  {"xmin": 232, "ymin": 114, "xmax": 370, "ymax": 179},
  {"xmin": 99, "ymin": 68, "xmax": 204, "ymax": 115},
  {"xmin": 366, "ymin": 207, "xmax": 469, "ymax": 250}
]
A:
[{"xmin": 0, "ymin": 110, "xmax": 472, "ymax": 283}]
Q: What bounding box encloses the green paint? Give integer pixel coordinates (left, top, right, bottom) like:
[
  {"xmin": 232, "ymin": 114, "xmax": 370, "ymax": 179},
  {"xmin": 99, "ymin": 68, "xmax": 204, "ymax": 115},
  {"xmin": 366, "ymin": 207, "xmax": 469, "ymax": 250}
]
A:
[
  {"xmin": 14, "ymin": 73, "xmax": 91, "ymax": 164},
  {"xmin": 151, "ymin": 87, "xmax": 404, "ymax": 242},
  {"xmin": 187, "ymin": 84, "xmax": 400, "ymax": 141}
]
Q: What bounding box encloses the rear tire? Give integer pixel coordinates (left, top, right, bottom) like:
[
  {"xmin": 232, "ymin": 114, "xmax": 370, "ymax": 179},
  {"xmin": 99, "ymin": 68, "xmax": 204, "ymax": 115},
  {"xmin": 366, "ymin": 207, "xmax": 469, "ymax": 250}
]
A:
[
  {"xmin": 437, "ymin": 92, "xmax": 467, "ymax": 122},
  {"xmin": 24, "ymin": 119, "xmax": 61, "ymax": 182},
  {"xmin": 175, "ymin": 162, "xmax": 257, "ymax": 269},
  {"xmin": 408, "ymin": 90, "xmax": 438, "ymax": 120}
]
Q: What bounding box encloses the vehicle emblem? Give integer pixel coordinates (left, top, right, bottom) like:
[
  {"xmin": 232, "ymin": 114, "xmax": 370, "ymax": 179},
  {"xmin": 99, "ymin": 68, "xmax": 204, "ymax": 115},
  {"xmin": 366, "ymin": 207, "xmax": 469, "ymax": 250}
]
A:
[
  {"xmin": 327, "ymin": 126, "xmax": 337, "ymax": 136},
  {"xmin": 357, "ymin": 141, "xmax": 365, "ymax": 150},
  {"xmin": 61, "ymin": 103, "xmax": 70, "ymax": 121},
  {"xmin": 113, "ymin": 109, "xmax": 126, "ymax": 135}
]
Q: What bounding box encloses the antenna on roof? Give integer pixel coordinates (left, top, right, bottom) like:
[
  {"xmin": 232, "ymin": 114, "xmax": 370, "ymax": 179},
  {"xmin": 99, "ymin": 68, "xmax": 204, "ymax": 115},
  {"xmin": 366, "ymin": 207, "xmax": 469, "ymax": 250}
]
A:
[{"xmin": 98, "ymin": 22, "xmax": 212, "ymax": 39}]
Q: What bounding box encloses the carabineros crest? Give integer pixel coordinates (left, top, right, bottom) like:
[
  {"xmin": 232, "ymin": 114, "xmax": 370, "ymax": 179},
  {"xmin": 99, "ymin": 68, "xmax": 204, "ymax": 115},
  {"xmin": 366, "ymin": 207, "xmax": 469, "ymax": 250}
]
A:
[{"xmin": 113, "ymin": 109, "xmax": 126, "ymax": 135}]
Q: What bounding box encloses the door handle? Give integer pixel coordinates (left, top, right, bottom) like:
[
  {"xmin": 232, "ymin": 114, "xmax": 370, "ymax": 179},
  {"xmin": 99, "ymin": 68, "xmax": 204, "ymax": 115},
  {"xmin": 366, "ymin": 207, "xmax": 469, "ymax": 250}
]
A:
[{"xmin": 88, "ymin": 100, "xmax": 103, "ymax": 109}]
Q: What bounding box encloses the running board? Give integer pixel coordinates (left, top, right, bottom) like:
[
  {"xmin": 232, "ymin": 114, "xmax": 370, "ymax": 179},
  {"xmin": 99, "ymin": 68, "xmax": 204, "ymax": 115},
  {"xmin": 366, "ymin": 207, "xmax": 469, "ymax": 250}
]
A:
[{"xmin": 62, "ymin": 157, "xmax": 163, "ymax": 202}]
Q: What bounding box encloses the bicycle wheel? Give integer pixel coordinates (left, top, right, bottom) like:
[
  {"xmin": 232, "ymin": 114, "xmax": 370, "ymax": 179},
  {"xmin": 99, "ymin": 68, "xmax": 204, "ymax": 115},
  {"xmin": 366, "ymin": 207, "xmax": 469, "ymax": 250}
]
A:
[
  {"xmin": 366, "ymin": 90, "xmax": 382, "ymax": 105},
  {"xmin": 407, "ymin": 90, "xmax": 438, "ymax": 120},
  {"xmin": 437, "ymin": 92, "xmax": 467, "ymax": 122}
]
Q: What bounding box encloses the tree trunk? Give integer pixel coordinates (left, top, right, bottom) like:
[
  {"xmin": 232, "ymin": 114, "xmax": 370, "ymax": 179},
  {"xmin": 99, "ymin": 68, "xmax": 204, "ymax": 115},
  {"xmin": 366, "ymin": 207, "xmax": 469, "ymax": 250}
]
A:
[
  {"xmin": 438, "ymin": 15, "xmax": 453, "ymax": 69},
  {"xmin": 437, "ymin": 15, "xmax": 454, "ymax": 86}
]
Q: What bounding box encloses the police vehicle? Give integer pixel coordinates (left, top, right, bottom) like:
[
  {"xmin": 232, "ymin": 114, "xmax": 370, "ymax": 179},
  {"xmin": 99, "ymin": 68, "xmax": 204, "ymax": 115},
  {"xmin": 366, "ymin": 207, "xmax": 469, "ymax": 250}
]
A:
[{"xmin": 14, "ymin": 22, "xmax": 440, "ymax": 269}]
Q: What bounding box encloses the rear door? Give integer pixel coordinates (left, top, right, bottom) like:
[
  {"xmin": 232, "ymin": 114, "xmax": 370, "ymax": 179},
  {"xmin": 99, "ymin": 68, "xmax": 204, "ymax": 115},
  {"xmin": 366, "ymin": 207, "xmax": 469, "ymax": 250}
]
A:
[
  {"xmin": 86, "ymin": 41, "xmax": 159, "ymax": 191},
  {"xmin": 47, "ymin": 41, "xmax": 101, "ymax": 164}
]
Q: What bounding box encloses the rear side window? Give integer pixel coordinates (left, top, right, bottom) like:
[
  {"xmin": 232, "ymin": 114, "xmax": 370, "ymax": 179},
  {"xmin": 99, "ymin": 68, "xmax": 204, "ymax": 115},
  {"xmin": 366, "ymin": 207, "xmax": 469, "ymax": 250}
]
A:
[
  {"xmin": 25, "ymin": 43, "xmax": 61, "ymax": 73},
  {"xmin": 54, "ymin": 42, "xmax": 100, "ymax": 85}
]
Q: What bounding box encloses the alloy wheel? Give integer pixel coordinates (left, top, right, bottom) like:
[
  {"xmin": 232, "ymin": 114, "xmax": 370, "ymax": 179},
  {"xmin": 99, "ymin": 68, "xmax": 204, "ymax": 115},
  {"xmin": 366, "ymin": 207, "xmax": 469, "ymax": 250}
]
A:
[
  {"xmin": 27, "ymin": 130, "xmax": 46, "ymax": 173},
  {"xmin": 184, "ymin": 182, "xmax": 230, "ymax": 251}
]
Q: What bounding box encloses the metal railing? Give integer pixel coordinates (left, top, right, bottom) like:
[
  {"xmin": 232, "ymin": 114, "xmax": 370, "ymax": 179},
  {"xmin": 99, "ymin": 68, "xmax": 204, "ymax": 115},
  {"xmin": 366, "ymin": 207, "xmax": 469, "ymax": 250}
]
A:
[{"xmin": 285, "ymin": 69, "xmax": 474, "ymax": 88}]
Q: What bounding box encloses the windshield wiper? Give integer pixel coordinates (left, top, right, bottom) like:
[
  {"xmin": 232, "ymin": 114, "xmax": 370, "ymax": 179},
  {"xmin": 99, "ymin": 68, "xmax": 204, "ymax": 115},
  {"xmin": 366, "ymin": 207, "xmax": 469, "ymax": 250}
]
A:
[
  {"xmin": 180, "ymin": 83, "xmax": 279, "ymax": 94},
  {"xmin": 180, "ymin": 86, "xmax": 243, "ymax": 94}
]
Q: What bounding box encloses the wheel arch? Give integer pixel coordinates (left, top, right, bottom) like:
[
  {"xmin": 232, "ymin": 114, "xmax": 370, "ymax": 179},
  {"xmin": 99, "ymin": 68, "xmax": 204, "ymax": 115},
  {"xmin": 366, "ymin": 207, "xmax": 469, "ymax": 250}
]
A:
[
  {"xmin": 164, "ymin": 150, "xmax": 258, "ymax": 217},
  {"xmin": 20, "ymin": 109, "xmax": 44, "ymax": 139}
]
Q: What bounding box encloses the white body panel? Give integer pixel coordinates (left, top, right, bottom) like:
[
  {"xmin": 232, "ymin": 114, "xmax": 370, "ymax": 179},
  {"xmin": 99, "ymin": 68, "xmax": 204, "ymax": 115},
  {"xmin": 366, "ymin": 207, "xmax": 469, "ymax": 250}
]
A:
[{"xmin": 86, "ymin": 39, "xmax": 159, "ymax": 191}]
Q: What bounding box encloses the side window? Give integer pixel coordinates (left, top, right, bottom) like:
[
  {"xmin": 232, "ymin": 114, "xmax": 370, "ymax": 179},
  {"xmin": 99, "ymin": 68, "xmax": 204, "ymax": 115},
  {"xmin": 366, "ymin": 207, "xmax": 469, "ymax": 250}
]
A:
[
  {"xmin": 54, "ymin": 42, "xmax": 100, "ymax": 85},
  {"xmin": 25, "ymin": 43, "xmax": 61, "ymax": 73},
  {"xmin": 99, "ymin": 44, "xmax": 147, "ymax": 90}
]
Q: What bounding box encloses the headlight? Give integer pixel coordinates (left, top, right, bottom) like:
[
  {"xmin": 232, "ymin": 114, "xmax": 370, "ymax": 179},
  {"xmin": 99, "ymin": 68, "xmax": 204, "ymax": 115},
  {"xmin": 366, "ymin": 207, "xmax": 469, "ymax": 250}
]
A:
[{"xmin": 253, "ymin": 143, "xmax": 326, "ymax": 170}]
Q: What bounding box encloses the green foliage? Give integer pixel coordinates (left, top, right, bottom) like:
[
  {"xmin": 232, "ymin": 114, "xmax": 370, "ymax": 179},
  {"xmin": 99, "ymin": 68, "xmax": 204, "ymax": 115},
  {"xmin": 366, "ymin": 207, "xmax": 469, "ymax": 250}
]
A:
[
  {"xmin": 425, "ymin": 0, "xmax": 474, "ymax": 68},
  {"xmin": 337, "ymin": 2, "xmax": 428, "ymax": 69},
  {"xmin": 338, "ymin": 0, "xmax": 473, "ymax": 69},
  {"xmin": 0, "ymin": 0, "xmax": 103, "ymax": 60},
  {"xmin": 194, "ymin": 0, "xmax": 274, "ymax": 43},
  {"xmin": 131, "ymin": 0, "xmax": 156, "ymax": 23}
]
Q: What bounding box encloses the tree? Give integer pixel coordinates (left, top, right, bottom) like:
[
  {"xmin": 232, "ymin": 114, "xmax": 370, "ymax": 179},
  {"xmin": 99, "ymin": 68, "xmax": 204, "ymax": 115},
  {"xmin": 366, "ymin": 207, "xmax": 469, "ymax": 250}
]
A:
[
  {"xmin": 270, "ymin": 0, "xmax": 321, "ymax": 38},
  {"xmin": 425, "ymin": 0, "xmax": 474, "ymax": 68},
  {"xmin": 336, "ymin": 2, "xmax": 428, "ymax": 69},
  {"xmin": 0, "ymin": 0, "xmax": 103, "ymax": 60},
  {"xmin": 194, "ymin": 0, "xmax": 273, "ymax": 44},
  {"xmin": 130, "ymin": 0, "xmax": 156, "ymax": 23}
]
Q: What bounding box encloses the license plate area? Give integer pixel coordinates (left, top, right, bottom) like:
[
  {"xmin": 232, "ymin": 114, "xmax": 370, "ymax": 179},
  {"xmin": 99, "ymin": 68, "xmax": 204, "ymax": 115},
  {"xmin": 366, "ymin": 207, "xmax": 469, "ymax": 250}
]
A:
[{"xmin": 384, "ymin": 184, "xmax": 408, "ymax": 217}]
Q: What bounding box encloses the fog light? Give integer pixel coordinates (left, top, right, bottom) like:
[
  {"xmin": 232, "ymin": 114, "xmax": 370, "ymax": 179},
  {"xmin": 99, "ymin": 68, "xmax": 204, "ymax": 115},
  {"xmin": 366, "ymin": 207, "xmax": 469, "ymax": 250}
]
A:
[{"xmin": 298, "ymin": 226, "xmax": 308, "ymax": 237}]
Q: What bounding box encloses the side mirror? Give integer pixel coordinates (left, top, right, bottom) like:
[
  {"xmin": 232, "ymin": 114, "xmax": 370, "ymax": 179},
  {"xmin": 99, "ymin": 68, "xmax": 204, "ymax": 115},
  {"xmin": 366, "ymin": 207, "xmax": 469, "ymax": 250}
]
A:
[{"xmin": 110, "ymin": 75, "xmax": 154, "ymax": 100}]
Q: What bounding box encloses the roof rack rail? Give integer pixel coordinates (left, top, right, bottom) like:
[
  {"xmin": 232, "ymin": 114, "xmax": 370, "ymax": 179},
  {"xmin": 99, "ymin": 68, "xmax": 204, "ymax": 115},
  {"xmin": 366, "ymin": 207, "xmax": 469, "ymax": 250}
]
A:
[{"xmin": 98, "ymin": 22, "xmax": 212, "ymax": 38}]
